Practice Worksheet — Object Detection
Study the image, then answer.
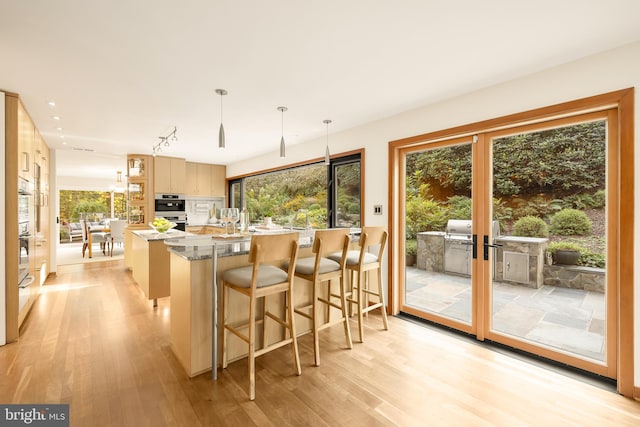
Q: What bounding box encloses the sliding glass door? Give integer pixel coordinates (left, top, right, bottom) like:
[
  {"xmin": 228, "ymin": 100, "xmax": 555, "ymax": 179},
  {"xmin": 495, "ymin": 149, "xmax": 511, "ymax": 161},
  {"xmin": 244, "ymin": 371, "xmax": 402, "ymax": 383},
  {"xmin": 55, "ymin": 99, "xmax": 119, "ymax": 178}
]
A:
[{"xmin": 399, "ymin": 110, "xmax": 617, "ymax": 378}]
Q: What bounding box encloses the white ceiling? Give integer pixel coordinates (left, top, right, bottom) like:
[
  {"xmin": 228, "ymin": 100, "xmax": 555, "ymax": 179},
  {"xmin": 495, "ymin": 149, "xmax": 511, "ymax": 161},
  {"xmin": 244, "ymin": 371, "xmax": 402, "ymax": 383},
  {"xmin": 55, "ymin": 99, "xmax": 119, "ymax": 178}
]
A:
[{"xmin": 2, "ymin": 1, "xmax": 640, "ymax": 182}]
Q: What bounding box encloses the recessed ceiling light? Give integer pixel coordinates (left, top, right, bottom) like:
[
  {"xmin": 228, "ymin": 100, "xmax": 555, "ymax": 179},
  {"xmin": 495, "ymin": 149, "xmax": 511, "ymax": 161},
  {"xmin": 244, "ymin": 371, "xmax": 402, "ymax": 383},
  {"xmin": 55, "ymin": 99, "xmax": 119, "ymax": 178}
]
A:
[
  {"xmin": 62, "ymin": 141, "xmax": 67, "ymax": 145},
  {"xmin": 51, "ymin": 115, "xmax": 60, "ymax": 120},
  {"xmin": 48, "ymin": 101, "xmax": 56, "ymax": 107},
  {"xmin": 56, "ymin": 127, "xmax": 63, "ymax": 131},
  {"xmin": 59, "ymin": 135, "xmax": 65, "ymax": 139}
]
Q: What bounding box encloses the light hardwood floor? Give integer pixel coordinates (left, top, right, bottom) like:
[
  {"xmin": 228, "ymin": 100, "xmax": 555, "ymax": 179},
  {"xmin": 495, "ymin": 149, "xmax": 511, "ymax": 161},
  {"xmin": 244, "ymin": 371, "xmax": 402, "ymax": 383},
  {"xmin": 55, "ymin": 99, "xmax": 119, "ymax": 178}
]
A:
[{"xmin": 1, "ymin": 260, "xmax": 639, "ymax": 426}]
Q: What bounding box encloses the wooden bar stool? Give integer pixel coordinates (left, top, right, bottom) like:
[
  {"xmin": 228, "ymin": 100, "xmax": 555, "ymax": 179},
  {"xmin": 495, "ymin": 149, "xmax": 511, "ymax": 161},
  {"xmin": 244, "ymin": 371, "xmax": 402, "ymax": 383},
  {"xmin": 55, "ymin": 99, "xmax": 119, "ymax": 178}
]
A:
[
  {"xmin": 285, "ymin": 228, "xmax": 353, "ymax": 366},
  {"xmin": 220, "ymin": 232, "xmax": 301, "ymax": 401},
  {"xmin": 329, "ymin": 226, "xmax": 389, "ymax": 342}
]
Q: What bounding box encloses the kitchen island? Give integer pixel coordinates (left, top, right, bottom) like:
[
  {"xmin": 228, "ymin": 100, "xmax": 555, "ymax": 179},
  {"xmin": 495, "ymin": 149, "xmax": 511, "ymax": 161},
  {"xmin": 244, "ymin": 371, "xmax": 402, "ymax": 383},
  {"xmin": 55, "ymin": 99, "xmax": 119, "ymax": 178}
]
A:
[
  {"xmin": 166, "ymin": 233, "xmax": 318, "ymax": 378},
  {"xmin": 130, "ymin": 229, "xmax": 191, "ymax": 306}
]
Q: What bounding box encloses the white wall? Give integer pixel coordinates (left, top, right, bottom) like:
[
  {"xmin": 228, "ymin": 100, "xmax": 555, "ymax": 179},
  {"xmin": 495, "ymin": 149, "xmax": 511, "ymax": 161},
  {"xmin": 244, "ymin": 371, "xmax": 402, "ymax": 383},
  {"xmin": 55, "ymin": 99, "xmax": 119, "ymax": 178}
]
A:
[{"xmin": 228, "ymin": 41, "xmax": 640, "ymax": 386}]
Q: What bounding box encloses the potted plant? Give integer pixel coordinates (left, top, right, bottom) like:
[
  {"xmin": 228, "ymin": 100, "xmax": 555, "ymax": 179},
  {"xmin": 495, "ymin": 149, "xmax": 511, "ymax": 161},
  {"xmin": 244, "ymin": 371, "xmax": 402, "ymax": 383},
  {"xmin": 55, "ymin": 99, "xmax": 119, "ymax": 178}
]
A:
[
  {"xmin": 405, "ymin": 239, "xmax": 417, "ymax": 266},
  {"xmin": 546, "ymin": 241, "xmax": 582, "ymax": 265}
]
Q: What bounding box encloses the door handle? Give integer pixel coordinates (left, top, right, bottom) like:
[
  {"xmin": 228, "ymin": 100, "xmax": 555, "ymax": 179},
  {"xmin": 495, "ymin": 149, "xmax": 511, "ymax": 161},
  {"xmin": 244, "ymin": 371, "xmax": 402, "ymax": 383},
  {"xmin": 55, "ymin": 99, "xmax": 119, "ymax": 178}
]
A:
[{"xmin": 483, "ymin": 235, "xmax": 503, "ymax": 261}]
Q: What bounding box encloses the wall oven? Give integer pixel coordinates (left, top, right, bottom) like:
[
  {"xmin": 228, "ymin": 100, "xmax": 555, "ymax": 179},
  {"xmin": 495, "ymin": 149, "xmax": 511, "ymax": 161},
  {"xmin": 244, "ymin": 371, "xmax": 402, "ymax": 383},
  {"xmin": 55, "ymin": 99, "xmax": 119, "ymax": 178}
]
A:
[{"xmin": 154, "ymin": 194, "xmax": 186, "ymax": 231}]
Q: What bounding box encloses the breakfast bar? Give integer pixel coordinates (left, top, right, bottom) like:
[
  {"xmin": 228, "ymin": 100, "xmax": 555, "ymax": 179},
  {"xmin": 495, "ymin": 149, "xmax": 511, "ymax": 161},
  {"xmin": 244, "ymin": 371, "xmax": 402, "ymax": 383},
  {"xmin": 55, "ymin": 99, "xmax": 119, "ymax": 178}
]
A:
[{"xmin": 165, "ymin": 233, "xmax": 318, "ymax": 379}]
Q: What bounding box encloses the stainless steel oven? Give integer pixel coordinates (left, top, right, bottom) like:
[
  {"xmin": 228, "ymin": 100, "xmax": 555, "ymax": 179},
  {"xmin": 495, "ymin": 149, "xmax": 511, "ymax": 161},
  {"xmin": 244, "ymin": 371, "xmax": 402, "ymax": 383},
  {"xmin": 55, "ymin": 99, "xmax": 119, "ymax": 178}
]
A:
[{"xmin": 154, "ymin": 194, "xmax": 186, "ymax": 231}]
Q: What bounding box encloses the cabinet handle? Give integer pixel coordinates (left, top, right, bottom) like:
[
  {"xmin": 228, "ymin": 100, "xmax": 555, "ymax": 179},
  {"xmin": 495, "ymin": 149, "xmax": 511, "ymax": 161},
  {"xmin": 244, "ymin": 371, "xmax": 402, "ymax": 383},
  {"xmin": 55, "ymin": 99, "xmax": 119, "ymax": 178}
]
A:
[{"xmin": 21, "ymin": 152, "xmax": 30, "ymax": 172}]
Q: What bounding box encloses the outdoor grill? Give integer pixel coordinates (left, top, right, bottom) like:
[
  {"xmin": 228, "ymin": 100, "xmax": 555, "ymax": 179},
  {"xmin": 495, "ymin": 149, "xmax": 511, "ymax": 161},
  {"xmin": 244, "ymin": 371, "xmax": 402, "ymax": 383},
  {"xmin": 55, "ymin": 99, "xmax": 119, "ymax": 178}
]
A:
[{"xmin": 443, "ymin": 220, "xmax": 500, "ymax": 276}]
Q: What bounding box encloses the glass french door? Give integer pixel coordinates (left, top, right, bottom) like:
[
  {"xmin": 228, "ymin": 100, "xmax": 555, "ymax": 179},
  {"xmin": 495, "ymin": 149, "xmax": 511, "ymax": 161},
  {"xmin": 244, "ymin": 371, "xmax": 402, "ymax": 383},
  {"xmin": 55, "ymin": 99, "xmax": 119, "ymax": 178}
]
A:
[{"xmin": 401, "ymin": 110, "xmax": 617, "ymax": 378}]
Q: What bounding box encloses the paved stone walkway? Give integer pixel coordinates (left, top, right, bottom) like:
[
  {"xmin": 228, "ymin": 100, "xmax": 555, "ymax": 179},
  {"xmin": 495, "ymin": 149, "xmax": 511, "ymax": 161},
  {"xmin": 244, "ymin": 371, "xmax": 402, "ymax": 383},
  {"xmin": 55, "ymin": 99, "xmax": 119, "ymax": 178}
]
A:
[{"xmin": 405, "ymin": 267, "xmax": 606, "ymax": 361}]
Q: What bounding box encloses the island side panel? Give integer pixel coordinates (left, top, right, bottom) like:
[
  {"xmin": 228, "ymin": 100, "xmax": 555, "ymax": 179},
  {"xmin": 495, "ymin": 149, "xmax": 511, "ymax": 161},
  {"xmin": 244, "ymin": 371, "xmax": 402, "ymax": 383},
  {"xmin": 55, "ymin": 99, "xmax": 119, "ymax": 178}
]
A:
[
  {"xmin": 148, "ymin": 239, "xmax": 171, "ymax": 299},
  {"xmin": 131, "ymin": 233, "xmax": 150, "ymax": 298}
]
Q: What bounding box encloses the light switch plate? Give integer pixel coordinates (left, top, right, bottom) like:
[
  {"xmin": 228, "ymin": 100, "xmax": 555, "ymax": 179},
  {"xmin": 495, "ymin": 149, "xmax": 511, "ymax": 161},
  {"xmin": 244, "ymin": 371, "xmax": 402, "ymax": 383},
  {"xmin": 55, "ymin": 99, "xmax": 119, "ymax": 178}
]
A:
[{"xmin": 374, "ymin": 205, "xmax": 382, "ymax": 215}]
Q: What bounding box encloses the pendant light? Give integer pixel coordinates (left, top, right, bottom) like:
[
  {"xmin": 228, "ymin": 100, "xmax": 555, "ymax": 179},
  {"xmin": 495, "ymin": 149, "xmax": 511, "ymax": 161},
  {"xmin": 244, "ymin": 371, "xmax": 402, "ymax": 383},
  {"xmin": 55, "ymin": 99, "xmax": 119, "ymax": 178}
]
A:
[
  {"xmin": 216, "ymin": 89, "xmax": 227, "ymax": 148},
  {"xmin": 278, "ymin": 106, "xmax": 288, "ymax": 157},
  {"xmin": 323, "ymin": 119, "xmax": 332, "ymax": 165}
]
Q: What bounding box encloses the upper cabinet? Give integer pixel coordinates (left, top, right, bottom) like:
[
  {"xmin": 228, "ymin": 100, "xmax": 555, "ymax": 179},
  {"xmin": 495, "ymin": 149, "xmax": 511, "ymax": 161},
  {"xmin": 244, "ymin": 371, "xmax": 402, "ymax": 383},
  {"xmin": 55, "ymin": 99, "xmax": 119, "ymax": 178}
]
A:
[
  {"xmin": 154, "ymin": 156, "xmax": 186, "ymax": 194},
  {"xmin": 185, "ymin": 162, "xmax": 226, "ymax": 197},
  {"xmin": 17, "ymin": 101, "xmax": 34, "ymax": 181}
]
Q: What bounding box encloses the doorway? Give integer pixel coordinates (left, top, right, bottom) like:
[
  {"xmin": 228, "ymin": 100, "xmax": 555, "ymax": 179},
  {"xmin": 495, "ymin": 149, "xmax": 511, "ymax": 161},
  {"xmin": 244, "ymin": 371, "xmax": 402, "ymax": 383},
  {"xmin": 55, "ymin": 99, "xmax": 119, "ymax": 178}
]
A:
[{"xmin": 389, "ymin": 89, "xmax": 634, "ymax": 394}]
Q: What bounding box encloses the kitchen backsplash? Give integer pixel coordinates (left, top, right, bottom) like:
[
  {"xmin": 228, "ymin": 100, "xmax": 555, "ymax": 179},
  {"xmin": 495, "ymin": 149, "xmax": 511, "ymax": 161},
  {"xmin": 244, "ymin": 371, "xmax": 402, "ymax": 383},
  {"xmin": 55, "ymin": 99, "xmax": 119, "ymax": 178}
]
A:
[{"xmin": 185, "ymin": 197, "xmax": 225, "ymax": 225}]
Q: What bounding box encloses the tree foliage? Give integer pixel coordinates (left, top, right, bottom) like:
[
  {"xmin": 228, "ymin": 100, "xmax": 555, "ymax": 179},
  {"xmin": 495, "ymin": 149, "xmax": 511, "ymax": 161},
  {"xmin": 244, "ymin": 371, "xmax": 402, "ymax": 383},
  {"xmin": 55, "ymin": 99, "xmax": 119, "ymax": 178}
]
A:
[{"xmin": 407, "ymin": 121, "xmax": 606, "ymax": 199}]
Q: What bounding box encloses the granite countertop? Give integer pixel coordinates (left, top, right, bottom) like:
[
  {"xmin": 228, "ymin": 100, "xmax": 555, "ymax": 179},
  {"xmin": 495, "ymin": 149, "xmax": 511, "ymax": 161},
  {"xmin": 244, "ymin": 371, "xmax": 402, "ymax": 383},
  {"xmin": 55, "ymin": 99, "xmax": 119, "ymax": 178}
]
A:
[
  {"xmin": 166, "ymin": 235, "xmax": 252, "ymax": 260},
  {"xmin": 165, "ymin": 233, "xmax": 316, "ymax": 261},
  {"xmin": 131, "ymin": 229, "xmax": 191, "ymax": 241}
]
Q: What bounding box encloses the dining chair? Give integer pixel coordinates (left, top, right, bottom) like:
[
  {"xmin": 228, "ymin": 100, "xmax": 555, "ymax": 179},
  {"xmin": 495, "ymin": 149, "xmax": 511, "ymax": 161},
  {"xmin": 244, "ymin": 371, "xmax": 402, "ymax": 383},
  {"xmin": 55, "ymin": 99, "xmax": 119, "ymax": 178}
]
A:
[
  {"xmin": 284, "ymin": 228, "xmax": 352, "ymax": 366},
  {"xmin": 81, "ymin": 219, "xmax": 110, "ymax": 258},
  {"xmin": 108, "ymin": 220, "xmax": 126, "ymax": 256},
  {"xmin": 328, "ymin": 226, "xmax": 389, "ymax": 342},
  {"xmin": 220, "ymin": 232, "xmax": 301, "ymax": 400}
]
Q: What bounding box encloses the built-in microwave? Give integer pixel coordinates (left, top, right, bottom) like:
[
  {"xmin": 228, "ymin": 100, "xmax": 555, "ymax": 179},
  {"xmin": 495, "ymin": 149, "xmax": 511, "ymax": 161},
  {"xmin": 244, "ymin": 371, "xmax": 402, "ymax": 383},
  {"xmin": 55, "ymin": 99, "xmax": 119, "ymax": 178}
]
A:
[{"xmin": 154, "ymin": 194, "xmax": 186, "ymax": 213}]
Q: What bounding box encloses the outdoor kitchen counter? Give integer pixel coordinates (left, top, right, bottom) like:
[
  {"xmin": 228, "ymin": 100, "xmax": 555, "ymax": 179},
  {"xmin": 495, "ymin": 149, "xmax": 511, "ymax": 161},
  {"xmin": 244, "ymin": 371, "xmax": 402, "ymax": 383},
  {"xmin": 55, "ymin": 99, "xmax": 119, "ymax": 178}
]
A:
[{"xmin": 130, "ymin": 229, "xmax": 192, "ymax": 307}]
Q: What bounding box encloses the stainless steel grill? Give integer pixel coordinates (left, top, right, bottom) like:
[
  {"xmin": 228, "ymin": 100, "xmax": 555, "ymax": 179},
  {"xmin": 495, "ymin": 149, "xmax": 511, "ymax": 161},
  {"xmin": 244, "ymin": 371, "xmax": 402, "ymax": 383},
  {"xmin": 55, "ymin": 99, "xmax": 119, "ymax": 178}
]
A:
[
  {"xmin": 444, "ymin": 220, "xmax": 473, "ymax": 275},
  {"xmin": 443, "ymin": 220, "xmax": 499, "ymax": 276}
]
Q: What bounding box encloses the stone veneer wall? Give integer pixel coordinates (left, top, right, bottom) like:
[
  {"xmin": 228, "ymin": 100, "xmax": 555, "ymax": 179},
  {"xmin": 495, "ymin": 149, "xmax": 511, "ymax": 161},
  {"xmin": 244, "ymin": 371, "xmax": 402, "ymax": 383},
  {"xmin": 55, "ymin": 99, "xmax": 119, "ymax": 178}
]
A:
[
  {"xmin": 416, "ymin": 231, "xmax": 444, "ymax": 272},
  {"xmin": 543, "ymin": 265, "xmax": 605, "ymax": 293},
  {"xmin": 493, "ymin": 236, "xmax": 548, "ymax": 289},
  {"xmin": 415, "ymin": 232, "xmax": 605, "ymax": 293}
]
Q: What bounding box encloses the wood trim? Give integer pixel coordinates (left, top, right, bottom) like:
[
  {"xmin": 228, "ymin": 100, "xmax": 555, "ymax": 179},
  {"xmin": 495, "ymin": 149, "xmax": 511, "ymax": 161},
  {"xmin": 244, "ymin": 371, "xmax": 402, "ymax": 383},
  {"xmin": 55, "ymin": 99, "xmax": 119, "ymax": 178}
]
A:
[
  {"xmin": 617, "ymin": 87, "xmax": 634, "ymax": 397},
  {"xmin": 388, "ymin": 88, "xmax": 635, "ymax": 397},
  {"xmin": 226, "ymin": 148, "xmax": 364, "ymax": 181},
  {"xmin": 5, "ymin": 93, "xmax": 19, "ymax": 342},
  {"xmin": 389, "ymin": 89, "xmax": 629, "ymax": 149}
]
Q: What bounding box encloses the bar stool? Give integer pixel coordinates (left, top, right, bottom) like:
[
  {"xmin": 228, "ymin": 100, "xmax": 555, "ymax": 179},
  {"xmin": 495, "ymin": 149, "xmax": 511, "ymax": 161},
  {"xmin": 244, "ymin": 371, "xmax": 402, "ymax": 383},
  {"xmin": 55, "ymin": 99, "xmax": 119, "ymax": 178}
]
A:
[
  {"xmin": 329, "ymin": 226, "xmax": 389, "ymax": 342},
  {"xmin": 220, "ymin": 232, "xmax": 301, "ymax": 401},
  {"xmin": 285, "ymin": 228, "xmax": 352, "ymax": 366}
]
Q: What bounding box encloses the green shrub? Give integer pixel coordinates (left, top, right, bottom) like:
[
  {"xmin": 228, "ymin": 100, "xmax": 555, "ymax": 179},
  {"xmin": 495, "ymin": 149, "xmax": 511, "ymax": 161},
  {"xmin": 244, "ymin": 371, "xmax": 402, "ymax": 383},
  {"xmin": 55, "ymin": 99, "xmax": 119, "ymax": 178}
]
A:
[
  {"xmin": 546, "ymin": 241, "xmax": 583, "ymax": 254},
  {"xmin": 591, "ymin": 189, "xmax": 606, "ymax": 208},
  {"xmin": 579, "ymin": 250, "xmax": 605, "ymax": 268},
  {"xmin": 447, "ymin": 195, "xmax": 471, "ymax": 220},
  {"xmin": 405, "ymin": 239, "xmax": 417, "ymax": 256},
  {"xmin": 405, "ymin": 197, "xmax": 449, "ymax": 239},
  {"xmin": 513, "ymin": 216, "xmax": 549, "ymax": 237},
  {"xmin": 550, "ymin": 208, "xmax": 592, "ymax": 235}
]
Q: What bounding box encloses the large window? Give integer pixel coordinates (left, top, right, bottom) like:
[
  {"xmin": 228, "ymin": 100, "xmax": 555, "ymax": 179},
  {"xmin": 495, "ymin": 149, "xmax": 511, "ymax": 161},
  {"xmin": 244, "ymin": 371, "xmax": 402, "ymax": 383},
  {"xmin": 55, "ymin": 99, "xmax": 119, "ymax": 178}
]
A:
[{"xmin": 229, "ymin": 153, "xmax": 362, "ymax": 229}]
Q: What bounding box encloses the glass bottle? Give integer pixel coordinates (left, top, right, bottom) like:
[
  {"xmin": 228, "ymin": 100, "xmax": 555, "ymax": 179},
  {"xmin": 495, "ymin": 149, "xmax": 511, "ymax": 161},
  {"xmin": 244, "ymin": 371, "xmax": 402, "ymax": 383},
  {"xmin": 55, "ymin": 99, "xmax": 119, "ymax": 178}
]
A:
[{"xmin": 240, "ymin": 205, "xmax": 250, "ymax": 235}]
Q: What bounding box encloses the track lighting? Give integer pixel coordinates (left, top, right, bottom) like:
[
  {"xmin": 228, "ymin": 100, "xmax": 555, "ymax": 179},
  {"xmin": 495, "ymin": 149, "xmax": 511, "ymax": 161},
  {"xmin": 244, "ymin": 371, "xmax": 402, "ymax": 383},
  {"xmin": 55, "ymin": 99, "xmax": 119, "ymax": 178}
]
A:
[{"xmin": 152, "ymin": 126, "xmax": 177, "ymax": 156}]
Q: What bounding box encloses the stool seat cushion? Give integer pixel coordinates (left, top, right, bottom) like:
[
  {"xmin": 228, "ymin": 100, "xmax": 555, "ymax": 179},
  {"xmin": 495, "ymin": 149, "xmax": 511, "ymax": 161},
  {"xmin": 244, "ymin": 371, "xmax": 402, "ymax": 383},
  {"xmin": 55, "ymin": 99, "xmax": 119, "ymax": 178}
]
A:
[
  {"xmin": 328, "ymin": 250, "xmax": 378, "ymax": 265},
  {"xmin": 223, "ymin": 265, "xmax": 288, "ymax": 288},
  {"xmin": 284, "ymin": 256, "xmax": 340, "ymax": 275}
]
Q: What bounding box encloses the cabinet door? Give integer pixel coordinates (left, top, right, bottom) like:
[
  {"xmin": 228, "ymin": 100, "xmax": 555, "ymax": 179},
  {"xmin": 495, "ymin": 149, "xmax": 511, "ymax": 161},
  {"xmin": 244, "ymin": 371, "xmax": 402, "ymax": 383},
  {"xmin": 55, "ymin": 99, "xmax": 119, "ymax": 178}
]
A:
[
  {"xmin": 170, "ymin": 157, "xmax": 186, "ymax": 193},
  {"xmin": 185, "ymin": 162, "xmax": 198, "ymax": 196},
  {"xmin": 17, "ymin": 102, "xmax": 34, "ymax": 181},
  {"xmin": 154, "ymin": 156, "xmax": 172, "ymax": 194},
  {"xmin": 211, "ymin": 165, "xmax": 226, "ymax": 196},
  {"xmin": 196, "ymin": 163, "xmax": 211, "ymax": 196}
]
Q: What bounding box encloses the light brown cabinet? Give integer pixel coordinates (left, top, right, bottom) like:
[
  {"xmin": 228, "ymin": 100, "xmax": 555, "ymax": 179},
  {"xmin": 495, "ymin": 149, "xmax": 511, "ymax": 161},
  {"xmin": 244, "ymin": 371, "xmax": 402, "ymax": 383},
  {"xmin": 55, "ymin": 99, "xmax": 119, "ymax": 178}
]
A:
[
  {"xmin": 127, "ymin": 154, "xmax": 154, "ymax": 227},
  {"xmin": 154, "ymin": 156, "xmax": 186, "ymax": 194},
  {"xmin": 4, "ymin": 93, "xmax": 51, "ymax": 342},
  {"xmin": 17, "ymin": 101, "xmax": 34, "ymax": 181},
  {"xmin": 185, "ymin": 162, "xmax": 226, "ymax": 197}
]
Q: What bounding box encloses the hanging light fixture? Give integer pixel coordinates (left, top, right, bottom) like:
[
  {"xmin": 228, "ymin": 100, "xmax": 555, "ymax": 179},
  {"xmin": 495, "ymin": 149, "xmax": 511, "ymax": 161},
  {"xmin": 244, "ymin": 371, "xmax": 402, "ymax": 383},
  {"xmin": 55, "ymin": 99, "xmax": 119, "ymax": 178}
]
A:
[
  {"xmin": 278, "ymin": 106, "xmax": 287, "ymax": 157},
  {"xmin": 152, "ymin": 126, "xmax": 178, "ymax": 156},
  {"xmin": 215, "ymin": 89, "xmax": 228, "ymax": 148},
  {"xmin": 323, "ymin": 119, "xmax": 332, "ymax": 165}
]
